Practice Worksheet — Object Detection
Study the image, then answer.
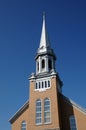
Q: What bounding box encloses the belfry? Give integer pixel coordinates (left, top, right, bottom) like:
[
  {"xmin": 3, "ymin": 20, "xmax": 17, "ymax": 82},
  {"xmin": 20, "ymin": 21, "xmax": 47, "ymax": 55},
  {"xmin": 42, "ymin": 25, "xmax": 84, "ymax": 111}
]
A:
[{"xmin": 35, "ymin": 14, "xmax": 56, "ymax": 75}]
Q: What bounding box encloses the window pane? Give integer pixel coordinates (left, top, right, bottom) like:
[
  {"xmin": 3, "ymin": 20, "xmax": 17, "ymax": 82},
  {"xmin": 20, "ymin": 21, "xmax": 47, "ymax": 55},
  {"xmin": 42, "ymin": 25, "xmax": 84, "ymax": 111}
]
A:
[
  {"xmin": 44, "ymin": 98, "xmax": 51, "ymax": 123},
  {"xmin": 70, "ymin": 116, "xmax": 77, "ymax": 130},
  {"xmin": 44, "ymin": 117, "xmax": 50, "ymax": 123},
  {"xmin": 36, "ymin": 118, "xmax": 42, "ymax": 124},
  {"xmin": 44, "ymin": 100, "xmax": 50, "ymax": 106},
  {"xmin": 44, "ymin": 112, "xmax": 50, "ymax": 117},
  {"xmin": 36, "ymin": 101, "xmax": 41, "ymax": 106},
  {"xmin": 21, "ymin": 121, "xmax": 26, "ymax": 130},
  {"xmin": 36, "ymin": 113, "xmax": 42, "ymax": 118},
  {"xmin": 36, "ymin": 99, "xmax": 42, "ymax": 124},
  {"xmin": 44, "ymin": 106, "xmax": 50, "ymax": 111},
  {"xmin": 36, "ymin": 107, "xmax": 41, "ymax": 112}
]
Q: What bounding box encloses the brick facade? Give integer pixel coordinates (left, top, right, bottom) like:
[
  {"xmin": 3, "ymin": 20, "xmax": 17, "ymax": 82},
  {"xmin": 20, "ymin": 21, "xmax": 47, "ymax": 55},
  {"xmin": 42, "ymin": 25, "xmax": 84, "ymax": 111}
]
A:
[{"xmin": 10, "ymin": 75, "xmax": 86, "ymax": 130}]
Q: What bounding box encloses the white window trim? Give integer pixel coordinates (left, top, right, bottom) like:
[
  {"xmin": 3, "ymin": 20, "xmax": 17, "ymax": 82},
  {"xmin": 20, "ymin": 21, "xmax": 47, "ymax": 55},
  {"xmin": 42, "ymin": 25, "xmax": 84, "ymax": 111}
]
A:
[
  {"xmin": 69, "ymin": 115, "xmax": 77, "ymax": 130},
  {"xmin": 44, "ymin": 98, "xmax": 51, "ymax": 124},
  {"xmin": 21, "ymin": 120, "xmax": 27, "ymax": 130},
  {"xmin": 35, "ymin": 78, "xmax": 51, "ymax": 92},
  {"xmin": 36, "ymin": 99, "xmax": 42, "ymax": 125}
]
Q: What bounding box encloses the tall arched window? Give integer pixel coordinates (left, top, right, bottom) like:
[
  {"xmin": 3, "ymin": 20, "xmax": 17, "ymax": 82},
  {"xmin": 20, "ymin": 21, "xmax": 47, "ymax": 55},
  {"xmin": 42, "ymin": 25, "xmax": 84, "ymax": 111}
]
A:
[
  {"xmin": 21, "ymin": 121, "xmax": 26, "ymax": 130},
  {"xmin": 44, "ymin": 98, "xmax": 51, "ymax": 123},
  {"xmin": 42, "ymin": 59, "xmax": 45, "ymax": 69},
  {"xmin": 69, "ymin": 115, "xmax": 77, "ymax": 130},
  {"xmin": 36, "ymin": 99, "xmax": 42, "ymax": 124}
]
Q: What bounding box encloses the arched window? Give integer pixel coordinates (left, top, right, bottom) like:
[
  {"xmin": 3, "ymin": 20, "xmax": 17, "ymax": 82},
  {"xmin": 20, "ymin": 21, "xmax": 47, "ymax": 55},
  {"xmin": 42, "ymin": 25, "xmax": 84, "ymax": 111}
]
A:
[
  {"xmin": 36, "ymin": 99, "xmax": 42, "ymax": 124},
  {"xmin": 21, "ymin": 121, "xmax": 26, "ymax": 130},
  {"xmin": 48, "ymin": 59, "xmax": 52, "ymax": 70},
  {"xmin": 44, "ymin": 98, "xmax": 51, "ymax": 123},
  {"xmin": 69, "ymin": 115, "xmax": 77, "ymax": 130},
  {"xmin": 42, "ymin": 59, "xmax": 45, "ymax": 69}
]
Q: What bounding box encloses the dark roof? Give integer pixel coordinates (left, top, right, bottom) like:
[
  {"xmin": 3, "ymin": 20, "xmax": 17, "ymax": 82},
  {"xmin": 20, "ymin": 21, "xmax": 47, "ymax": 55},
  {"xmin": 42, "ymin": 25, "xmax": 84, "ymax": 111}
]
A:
[
  {"xmin": 9, "ymin": 100, "xmax": 29, "ymax": 124},
  {"xmin": 61, "ymin": 94, "xmax": 86, "ymax": 115}
]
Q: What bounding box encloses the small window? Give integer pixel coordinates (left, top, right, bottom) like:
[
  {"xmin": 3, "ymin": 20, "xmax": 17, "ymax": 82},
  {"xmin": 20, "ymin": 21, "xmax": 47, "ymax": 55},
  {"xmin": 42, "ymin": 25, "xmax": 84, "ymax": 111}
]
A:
[
  {"xmin": 39, "ymin": 82, "xmax": 40, "ymax": 89},
  {"xmin": 45, "ymin": 81, "xmax": 47, "ymax": 88},
  {"xmin": 42, "ymin": 59, "xmax": 45, "ymax": 69},
  {"xmin": 36, "ymin": 99, "xmax": 42, "ymax": 125},
  {"xmin": 36, "ymin": 83, "xmax": 37, "ymax": 89},
  {"xmin": 69, "ymin": 115, "xmax": 77, "ymax": 130},
  {"xmin": 21, "ymin": 121, "xmax": 26, "ymax": 130},
  {"xmin": 48, "ymin": 81, "xmax": 50, "ymax": 87},
  {"xmin": 42, "ymin": 82, "xmax": 43, "ymax": 88},
  {"xmin": 35, "ymin": 80, "xmax": 51, "ymax": 91},
  {"xmin": 48, "ymin": 59, "xmax": 52, "ymax": 70},
  {"xmin": 44, "ymin": 98, "xmax": 51, "ymax": 123}
]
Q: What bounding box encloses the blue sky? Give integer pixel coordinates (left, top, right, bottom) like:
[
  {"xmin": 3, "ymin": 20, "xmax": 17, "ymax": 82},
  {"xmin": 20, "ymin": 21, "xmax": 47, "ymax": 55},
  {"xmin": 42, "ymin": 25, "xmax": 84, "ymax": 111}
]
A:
[{"xmin": 0, "ymin": 0, "xmax": 86, "ymax": 130}]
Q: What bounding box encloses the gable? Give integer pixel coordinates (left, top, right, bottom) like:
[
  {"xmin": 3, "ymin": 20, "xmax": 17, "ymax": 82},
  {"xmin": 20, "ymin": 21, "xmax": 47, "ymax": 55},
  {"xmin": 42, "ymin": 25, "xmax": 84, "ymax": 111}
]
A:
[{"xmin": 9, "ymin": 100, "xmax": 29, "ymax": 124}]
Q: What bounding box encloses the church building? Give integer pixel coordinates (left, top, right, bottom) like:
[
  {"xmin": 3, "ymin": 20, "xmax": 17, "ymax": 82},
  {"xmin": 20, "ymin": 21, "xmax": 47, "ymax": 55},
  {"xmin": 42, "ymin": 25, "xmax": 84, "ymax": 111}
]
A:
[{"xmin": 9, "ymin": 15, "xmax": 86, "ymax": 130}]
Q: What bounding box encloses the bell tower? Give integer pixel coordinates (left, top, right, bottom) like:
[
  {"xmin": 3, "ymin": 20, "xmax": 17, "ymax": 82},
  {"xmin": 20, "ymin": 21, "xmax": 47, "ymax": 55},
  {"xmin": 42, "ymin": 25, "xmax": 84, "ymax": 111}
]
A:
[{"xmin": 29, "ymin": 14, "xmax": 62, "ymax": 130}]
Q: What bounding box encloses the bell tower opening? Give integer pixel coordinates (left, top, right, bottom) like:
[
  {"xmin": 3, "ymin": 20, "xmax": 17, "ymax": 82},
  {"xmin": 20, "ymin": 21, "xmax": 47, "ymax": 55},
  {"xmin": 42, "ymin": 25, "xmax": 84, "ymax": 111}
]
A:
[
  {"xmin": 42, "ymin": 59, "xmax": 45, "ymax": 69},
  {"xmin": 48, "ymin": 59, "xmax": 52, "ymax": 70}
]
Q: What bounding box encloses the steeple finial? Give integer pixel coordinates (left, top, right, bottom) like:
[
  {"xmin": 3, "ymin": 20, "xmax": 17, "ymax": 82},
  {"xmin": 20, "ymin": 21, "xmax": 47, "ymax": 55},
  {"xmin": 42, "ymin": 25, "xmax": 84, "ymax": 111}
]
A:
[{"xmin": 43, "ymin": 12, "xmax": 45, "ymax": 21}]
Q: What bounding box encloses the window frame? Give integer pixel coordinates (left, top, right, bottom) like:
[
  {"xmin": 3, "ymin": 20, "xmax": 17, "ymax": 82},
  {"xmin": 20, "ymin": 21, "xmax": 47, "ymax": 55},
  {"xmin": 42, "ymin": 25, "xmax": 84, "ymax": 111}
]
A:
[
  {"xmin": 36, "ymin": 99, "xmax": 42, "ymax": 125},
  {"xmin": 21, "ymin": 120, "xmax": 26, "ymax": 130},
  {"xmin": 35, "ymin": 79, "xmax": 51, "ymax": 91},
  {"xmin": 69, "ymin": 115, "xmax": 77, "ymax": 130},
  {"xmin": 44, "ymin": 98, "xmax": 51, "ymax": 124}
]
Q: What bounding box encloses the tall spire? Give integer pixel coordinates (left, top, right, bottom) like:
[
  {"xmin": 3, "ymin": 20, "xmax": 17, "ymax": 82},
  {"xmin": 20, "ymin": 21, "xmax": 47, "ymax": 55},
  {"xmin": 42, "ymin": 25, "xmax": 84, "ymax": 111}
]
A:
[
  {"xmin": 35, "ymin": 14, "xmax": 56, "ymax": 75},
  {"xmin": 38, "ymin": 13, "xmax": 51, "ymax": 53}
]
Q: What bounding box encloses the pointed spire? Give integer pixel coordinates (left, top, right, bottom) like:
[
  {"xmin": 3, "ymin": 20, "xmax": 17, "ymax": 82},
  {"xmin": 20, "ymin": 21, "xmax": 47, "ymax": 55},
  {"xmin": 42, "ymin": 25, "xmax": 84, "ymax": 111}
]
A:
[{"xmin": 38, "ymin": 13, "xmax": 51, "ymax": 53}]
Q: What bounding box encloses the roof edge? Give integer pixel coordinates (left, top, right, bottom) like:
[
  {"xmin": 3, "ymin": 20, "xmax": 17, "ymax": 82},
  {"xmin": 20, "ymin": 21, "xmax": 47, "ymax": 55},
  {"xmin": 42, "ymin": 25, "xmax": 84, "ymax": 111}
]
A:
[
  {"xmin": 9, "ymin": 100, "xmax": 29, "ymax": 124},
  {"xmin": 62, "ymin": 94, "xmax": 86, "ymax": 115}
]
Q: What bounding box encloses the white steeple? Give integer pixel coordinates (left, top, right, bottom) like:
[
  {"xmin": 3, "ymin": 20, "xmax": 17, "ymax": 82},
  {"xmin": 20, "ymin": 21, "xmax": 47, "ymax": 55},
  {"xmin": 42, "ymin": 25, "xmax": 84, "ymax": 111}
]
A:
[
  {"xmin": 38, "ymin": 13, "xmax": 51, "ymax": 53},
  {"xmin": 35, "ymin": 14, "xmax": 56, "ymax": 75}
]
